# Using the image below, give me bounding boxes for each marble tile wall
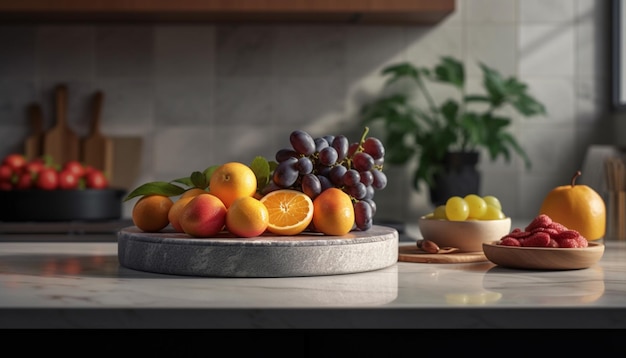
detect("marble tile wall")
[0,0,614,221]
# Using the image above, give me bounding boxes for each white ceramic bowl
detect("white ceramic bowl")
[417,216,512,253]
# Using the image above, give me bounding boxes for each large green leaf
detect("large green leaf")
[123,181,187,201]
[434,56,464,88]
[382,62,421,85]
[480,63,506,107]
[510,92,547,116]
[250,156,271,190]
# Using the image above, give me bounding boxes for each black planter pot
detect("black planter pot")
[428,151,480,207]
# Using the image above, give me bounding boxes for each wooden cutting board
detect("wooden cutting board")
[398,244,488,263]
[82,91,113,172]
[24,103,44,161]
[43,84,80,164]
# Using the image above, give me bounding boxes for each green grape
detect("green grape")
[433,205,447,219]
[445,196,469,221]
[483,195,502,210]
[464,194,487,219]
[482,204,505,220]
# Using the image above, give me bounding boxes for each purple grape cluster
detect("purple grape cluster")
[264,128,387,231]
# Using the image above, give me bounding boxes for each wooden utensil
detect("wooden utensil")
[82,91,113,173]
[43,84,80,164]
[398,245,488,263]
[482,241,604,270]
[24,103,44,161]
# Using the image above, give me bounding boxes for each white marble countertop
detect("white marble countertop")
[1,222,625,329]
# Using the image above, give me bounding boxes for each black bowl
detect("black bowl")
[0,188,126,222]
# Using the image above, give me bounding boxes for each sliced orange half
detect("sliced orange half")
[260,189,314,236]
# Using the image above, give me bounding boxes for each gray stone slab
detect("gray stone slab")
[117,225,399,277]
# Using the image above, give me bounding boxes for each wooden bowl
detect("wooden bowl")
[418,216,511,252]
[482,241,605,270]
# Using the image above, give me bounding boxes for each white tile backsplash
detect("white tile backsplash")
[519,24,576,77]
[465,25,517,76]
[519,0,576,23]
[465,0,517,24]
[0,0,615,221]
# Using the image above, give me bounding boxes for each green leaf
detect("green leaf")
[203,165,219,181]
[123,181,187,201]
[510,92,547,116]
[190,171,208,188]
[440,100,459,124]
[480,63,507,107]
[434,56,464,88]
[250,156,271,190]
[464,95,491,103]
[171,176,192,187]
[382,62,421,85]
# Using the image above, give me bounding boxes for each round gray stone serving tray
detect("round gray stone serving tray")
[117,225,399,278]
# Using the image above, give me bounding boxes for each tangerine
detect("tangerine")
[226,196,269,238]
[539,170,606,241]
[312,188,355,236]
[209,162,257,208]
[132,194,173,232]
[168,195,196,233]
[181,187,208,199]
[260,189,314,236]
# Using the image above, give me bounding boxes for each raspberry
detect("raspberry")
[557,238,579,248]
[547,238,559,247]
[508,228,532,239]
[530,227,560,237]
[521,232,551,247]
[553,229,581,242]
[547,222,568,233]
[525,214,552,232]
[576,236,589,248]
[499,237,521,246]
[552,230,583,248]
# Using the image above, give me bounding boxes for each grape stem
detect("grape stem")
[359,126,370,146]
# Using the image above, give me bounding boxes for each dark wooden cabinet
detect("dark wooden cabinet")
[0,0,455,24]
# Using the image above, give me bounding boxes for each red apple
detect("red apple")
[58,169,79,190]
[2,153,26,172]
[85,169,108,189]
[36,167,59,190]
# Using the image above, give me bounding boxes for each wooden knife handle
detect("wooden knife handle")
[28,103,43,133]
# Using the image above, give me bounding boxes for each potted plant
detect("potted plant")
[360,56,547,206]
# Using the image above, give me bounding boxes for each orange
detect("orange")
[312,188,355,236]
[260,189,314,236]
[209,162,257,208]
[226,196,269,238]
[181,187,208,199]
[179,193,227,237]
[539,170,606,241]
[168,195,196,233]
[132,194,174,232]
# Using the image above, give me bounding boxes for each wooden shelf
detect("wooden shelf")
[0,0,455,24]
